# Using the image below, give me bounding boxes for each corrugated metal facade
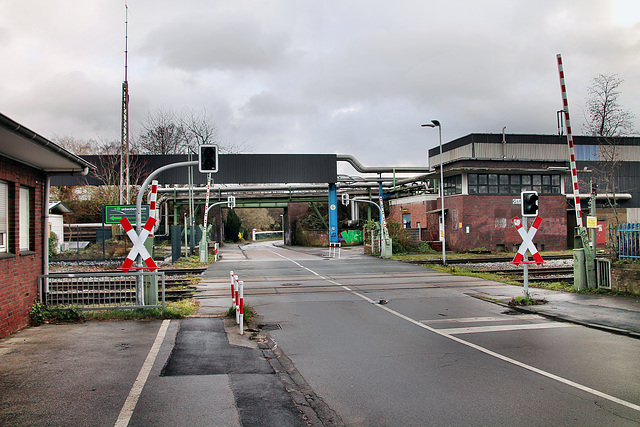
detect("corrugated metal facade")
[51,154,338,186]
[429,134,640,166]
[426,133,640,209]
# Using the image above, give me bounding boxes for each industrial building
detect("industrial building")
[389,133,640,252]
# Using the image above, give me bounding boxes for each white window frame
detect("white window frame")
[19,186,30,252]
[0,181,7,252]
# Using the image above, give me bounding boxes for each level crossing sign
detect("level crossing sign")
[511,216,544,266]
[119,217,158,272]
[119,180,159,272]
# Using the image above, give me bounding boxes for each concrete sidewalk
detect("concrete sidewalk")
[469,284,640,339]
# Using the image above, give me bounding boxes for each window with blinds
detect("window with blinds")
[19,186,30,251]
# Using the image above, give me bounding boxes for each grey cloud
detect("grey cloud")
[140,18,294,72]
[242,91,318,117]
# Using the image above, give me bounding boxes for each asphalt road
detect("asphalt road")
[206,241,640,426]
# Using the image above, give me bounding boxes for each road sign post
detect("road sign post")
[512,216,544,297]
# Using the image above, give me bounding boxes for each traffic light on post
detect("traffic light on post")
[198,144,218,173]
[521,191,539,217]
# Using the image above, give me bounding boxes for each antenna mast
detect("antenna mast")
[120,2,130,204]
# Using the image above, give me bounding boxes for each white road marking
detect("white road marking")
[422,315,541,323]
[270,251,640,414]
[435,322,575,335]
[114,319,171,427]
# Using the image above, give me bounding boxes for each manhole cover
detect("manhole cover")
[259,323,282,331]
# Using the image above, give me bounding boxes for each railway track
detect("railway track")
[471,266,575,284]
[403,254,572,265]
[403,255,575,284]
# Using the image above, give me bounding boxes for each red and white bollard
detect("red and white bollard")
[230,270,235,301]
[238,280,244,335]
[234,275,240,324]
[328,242,341,258]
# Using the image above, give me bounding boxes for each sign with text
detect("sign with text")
[104,205,150,225]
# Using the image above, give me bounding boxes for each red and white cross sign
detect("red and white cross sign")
[120,216,158,272]
[512,216,544,266]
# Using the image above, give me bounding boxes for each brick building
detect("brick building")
[389,133,639,253]
[0,113,93,339]
[389,159,568,252]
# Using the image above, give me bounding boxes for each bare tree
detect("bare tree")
[181,108,219,153]
[52,136,98,155]
[583,73,636,227]
[136,108,185,155]
[585,74,635,138]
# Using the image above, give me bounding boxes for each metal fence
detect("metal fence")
[616,223,640,260]
[38,271,165,310]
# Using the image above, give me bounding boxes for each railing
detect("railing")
[38,271,165,310]
[252,230,284,241]
[617,223,640,260]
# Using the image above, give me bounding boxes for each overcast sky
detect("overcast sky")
[1,0,639,172]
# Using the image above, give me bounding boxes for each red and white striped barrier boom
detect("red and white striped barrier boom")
[557,54,583,227]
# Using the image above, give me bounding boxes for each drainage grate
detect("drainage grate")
[259,323,282,331]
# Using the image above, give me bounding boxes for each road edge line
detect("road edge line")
[114,319,171,427]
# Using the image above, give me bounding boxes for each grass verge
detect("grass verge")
[427,265,575,293]
[226,305,255,324]
[29,299,200,325]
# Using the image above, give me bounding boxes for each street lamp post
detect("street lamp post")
[421,120,446,265]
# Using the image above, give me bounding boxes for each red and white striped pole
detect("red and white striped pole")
[239,280,244,335]
[557,54,583,227]
[235,274,240,324]
[230,270,235,302]
[149,180,158,234]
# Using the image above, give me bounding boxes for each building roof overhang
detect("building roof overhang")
[0,112,95,174]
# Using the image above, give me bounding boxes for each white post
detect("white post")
[523,216,529,297]
[239,280,244,335]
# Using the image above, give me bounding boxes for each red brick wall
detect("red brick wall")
[389,198,439,241]
[390,194,568,253]
[444,194,567,252]
[0,156,44,339]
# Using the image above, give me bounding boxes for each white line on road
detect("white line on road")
[434,322,575,335]
[114,319,171,427]
[270,251,640,413]
[422,315,541,323]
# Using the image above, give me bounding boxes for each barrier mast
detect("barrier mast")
[556,54,596,289]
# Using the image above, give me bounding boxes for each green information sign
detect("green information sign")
[103,205,150,225]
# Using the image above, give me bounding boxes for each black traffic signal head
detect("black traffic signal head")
[198,144,218,173]
[521,191,539,217]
